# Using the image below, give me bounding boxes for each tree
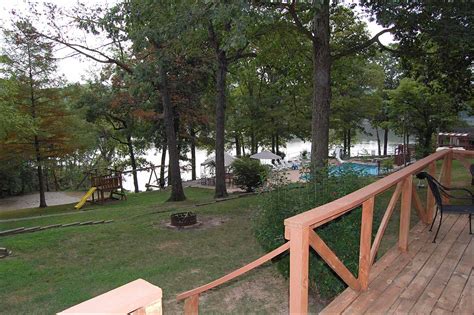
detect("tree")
[331,56,384,156]
[29,1,189,201]
[1,20,60,207]
[258,2,393,166]
[197,0,261,198]
[364,2,473,108]
[76,76,152,193]
[1,20,90,206]
[388,78,458,157]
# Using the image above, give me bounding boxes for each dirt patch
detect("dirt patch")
[156,240,182,250]
[156,215,229,231]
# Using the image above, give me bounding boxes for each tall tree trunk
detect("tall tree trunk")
[214,52,228,198]
[159,144,167,189]
[343,129,347,156]
[347,128,352,157]
[375,126,381,156]
[190,126,197,181]
[27,43,46,208]
[251,131,256,154]
[276,133,280,155]
[34,135,47,208]
[241,136,246,156]
[126,134,139,193]
[158,61,185,201]
[45,166,50,192]
[235,132,241,157]
[271,134,276,153]
[52,167,60,191]
[383,128,388,156]
[310,4,331,167]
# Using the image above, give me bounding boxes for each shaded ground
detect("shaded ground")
[0,191,84,212]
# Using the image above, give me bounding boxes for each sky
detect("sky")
[0,0,394,83]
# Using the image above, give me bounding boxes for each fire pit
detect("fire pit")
[170,212,198,227]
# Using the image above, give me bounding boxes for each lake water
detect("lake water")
[122,130,402,192]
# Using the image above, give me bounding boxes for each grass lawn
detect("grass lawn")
[1,188,291,314]
[0,159,472,314]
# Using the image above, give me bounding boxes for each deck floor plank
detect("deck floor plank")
[341,215,457,314]
[453,267,473,314]
[320,221,428,315]
[320,214,473,315]
[390,221,469,314]
[434,237,473,312]
[409,228,471,314]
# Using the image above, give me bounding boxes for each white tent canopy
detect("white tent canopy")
[201,152,236,167]
[250,150,282,160]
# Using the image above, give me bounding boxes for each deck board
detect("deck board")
[321,214,473,315]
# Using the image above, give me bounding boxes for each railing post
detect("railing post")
[359,197,374,291]
[286,224,309,314]
[441,152,453,204]
[399,176,412,252]
[426,162,436,223]
[184,294,199,315]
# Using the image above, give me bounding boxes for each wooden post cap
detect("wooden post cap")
[58,279,162,315]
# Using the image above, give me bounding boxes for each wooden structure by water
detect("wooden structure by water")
[90,169,126,203]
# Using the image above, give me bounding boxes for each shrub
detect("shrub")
[380,158,394,173]
[231,158,269,192]
[254,168,381,299]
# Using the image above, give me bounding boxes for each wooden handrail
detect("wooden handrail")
[284,149,450,229]
[176,242,290,301]
[286,149,473,314]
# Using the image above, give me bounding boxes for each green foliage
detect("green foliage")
[380,158,394,173]
[231,158,268,192]
[254,169,373,298]
[388,78,458,157]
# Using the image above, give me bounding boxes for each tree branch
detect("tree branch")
[36,31,134,74]
[332,27,396,60]
[287,1,315,42]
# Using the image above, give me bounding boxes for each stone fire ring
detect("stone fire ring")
[166,212,202,230]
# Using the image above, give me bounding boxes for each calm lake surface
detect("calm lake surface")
[122,130,403,192]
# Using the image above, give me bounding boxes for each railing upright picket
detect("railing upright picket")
[426,162,437,222]
[399,176,413,252]
[359,197,374,290]
[184,294,199,315]
[287,225,310,315]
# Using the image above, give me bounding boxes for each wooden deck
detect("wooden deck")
[322,214,473,314]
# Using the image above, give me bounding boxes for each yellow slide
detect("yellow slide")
[75,187,97,210]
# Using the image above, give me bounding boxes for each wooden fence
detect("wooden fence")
[176,149,473,314]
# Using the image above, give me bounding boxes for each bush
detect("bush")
[380,158,394,173]
[231,158,269,192]
[254,168,381,299]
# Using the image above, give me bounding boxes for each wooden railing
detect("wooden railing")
[285,149,473,314]
[176,149,473,314]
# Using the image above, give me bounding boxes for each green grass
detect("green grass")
[0,159,471,314]
[0,188,290,314]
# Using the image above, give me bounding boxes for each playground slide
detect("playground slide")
[75,187,97,210]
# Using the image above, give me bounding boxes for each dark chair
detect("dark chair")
[416,172,473,243]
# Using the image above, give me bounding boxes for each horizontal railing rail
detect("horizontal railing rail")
[176,242,290,314]
[176,149,473,314]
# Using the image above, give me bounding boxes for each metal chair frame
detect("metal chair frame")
[416,172,473,243]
